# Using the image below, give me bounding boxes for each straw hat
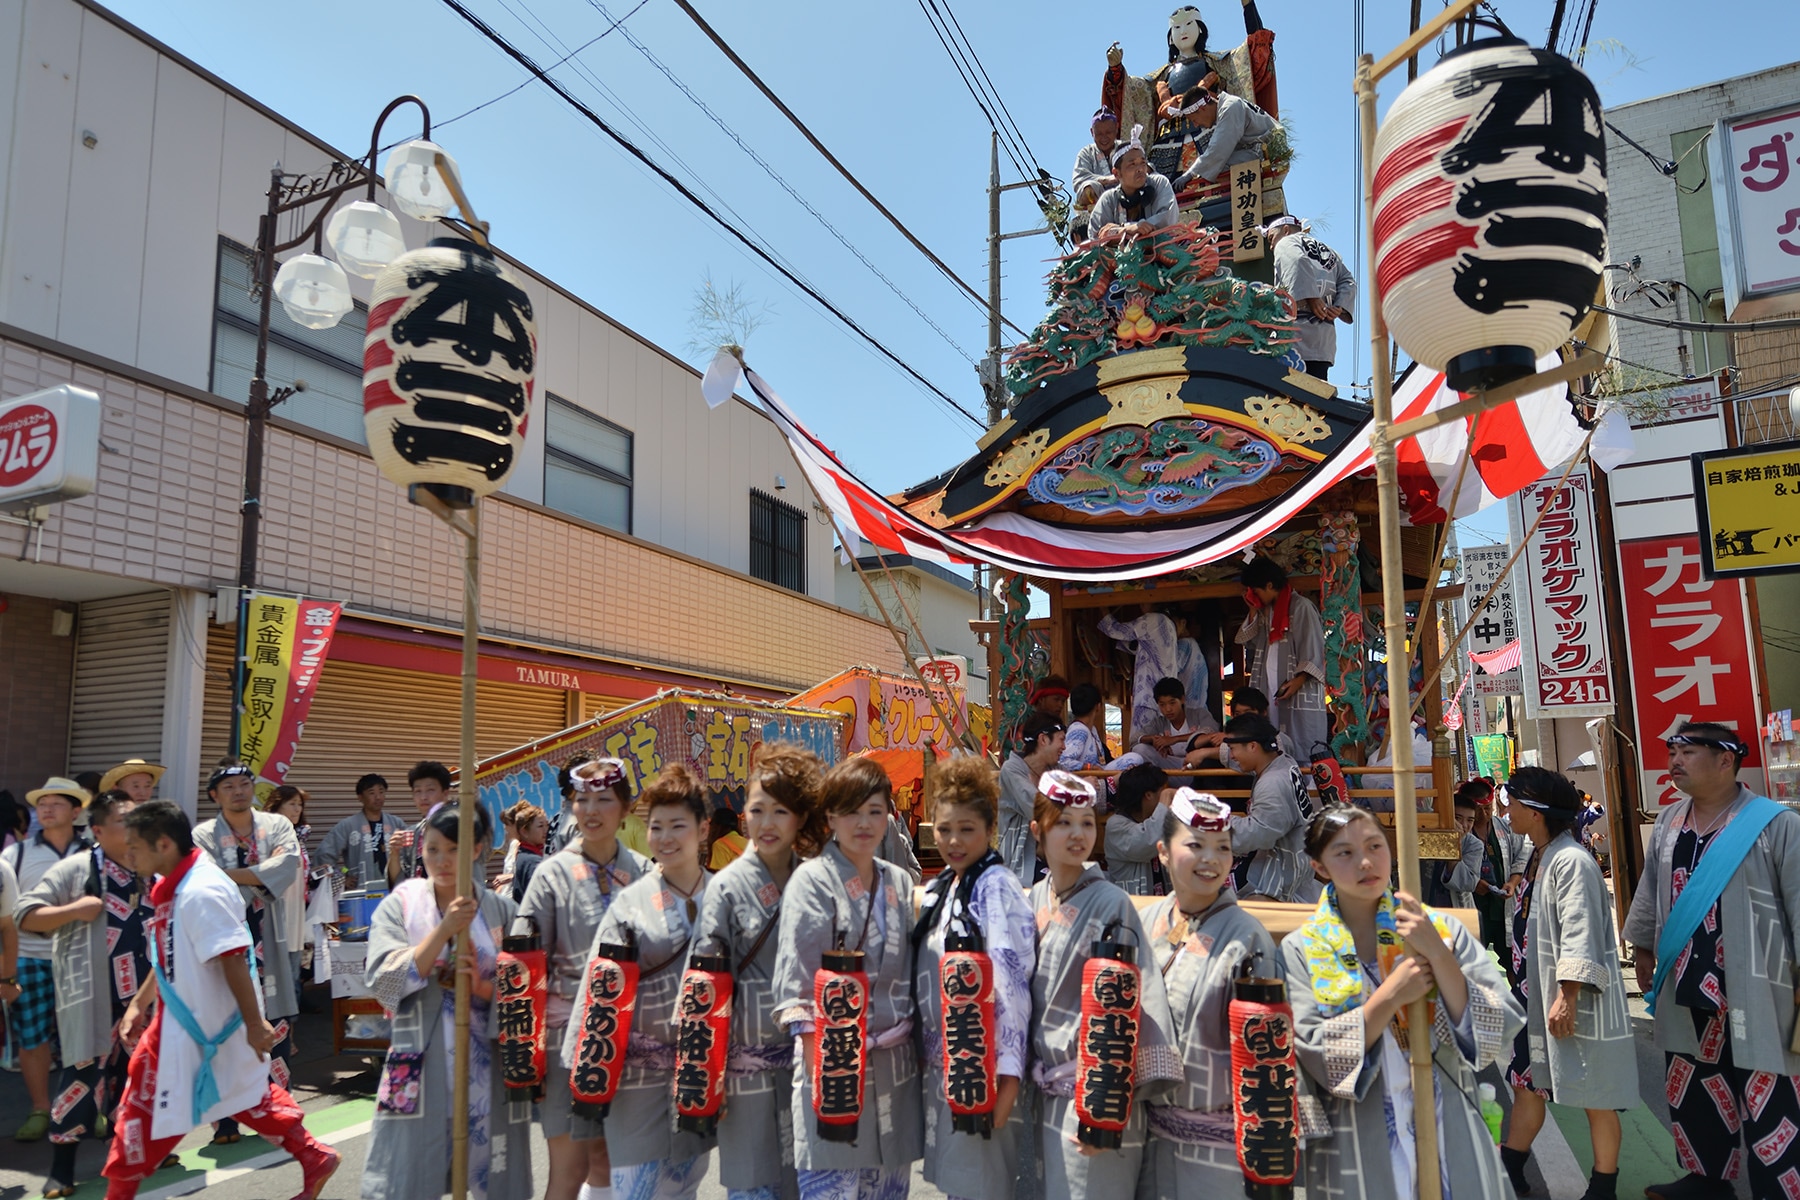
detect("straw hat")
[26,777,93,807]
[99,758,166,793]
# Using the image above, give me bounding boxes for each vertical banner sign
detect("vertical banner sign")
[240,595,342,787]
[1461,545,1523,697]
[1512,470,1614,719]
[1617,534,1764,805]
[1472,733,1514,782]
[1230,164,1264,262]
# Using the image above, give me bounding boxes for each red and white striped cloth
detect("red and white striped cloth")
[1471,639,1524,675]
[712,350,1588,583]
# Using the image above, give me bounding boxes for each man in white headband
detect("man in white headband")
[1167,83,1277,193]
[1071,107,1122,241]
[1264,213,1357,382]
[1088,124,1179,241]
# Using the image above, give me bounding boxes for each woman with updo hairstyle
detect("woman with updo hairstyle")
[1281,805,1523,1199]
[909,754,1036,1200]
[690,742,825,1200]
[771,755,924,1198]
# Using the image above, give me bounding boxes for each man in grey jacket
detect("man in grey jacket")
[1089,137,1178,241]
[1266,214,1357,381]
[1169,86,1276,192]
[1219,714,1319,903]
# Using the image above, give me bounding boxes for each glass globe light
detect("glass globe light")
[325,200,405,278]
[383,139,459,221]
[274,253,353,330]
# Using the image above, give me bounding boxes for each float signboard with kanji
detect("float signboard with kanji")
[1712,101,1800,314]
[1691,438,1800,578]
[1512,469,1614,720]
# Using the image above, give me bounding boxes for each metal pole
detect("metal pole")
[986,131,1004,427]
[450,501,480,1200]
[1357,51,1442,1200]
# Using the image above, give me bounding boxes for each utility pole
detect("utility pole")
[985,132,1004,427]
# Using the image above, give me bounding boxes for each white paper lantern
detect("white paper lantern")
[273,253,353,330]
[1371,38,1607,392]
[325,200,406,278]
[362,238,536,507]
[383,139,459,222]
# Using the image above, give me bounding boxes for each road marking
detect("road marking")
[136,1116,373,1200]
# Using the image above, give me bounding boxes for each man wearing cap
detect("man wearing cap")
[1265,215,1356,382]
[1626,721,1800,1200]
[999,710,1066,886]
[1217,714,1318,903]
[1089,131,1179,241]
[1071,108,1121,241]
[9,777,93,1141]
[99,759,164,804]
[314,773,391,890]
[191,762,303,1124]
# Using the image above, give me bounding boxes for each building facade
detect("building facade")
[0,0,902,824]
[835,541,986,704]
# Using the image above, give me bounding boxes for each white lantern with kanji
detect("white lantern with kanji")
[362,237,536,507]
[1371,38,1608,392]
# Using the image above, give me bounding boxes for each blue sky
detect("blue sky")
[111,0,1791,548]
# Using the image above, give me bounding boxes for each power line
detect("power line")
[582,0,977,362]
[914,0,1033,184]
[438,0,984,428]
[928,0,1048,180]
[665,0,1030,339]
[1592,304,1800,334]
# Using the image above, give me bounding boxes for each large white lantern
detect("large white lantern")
[383,139,459,221]
[1371,38,1608,392]
[325,200,406,278]
[362,238,536,507]
[273,253,353,330]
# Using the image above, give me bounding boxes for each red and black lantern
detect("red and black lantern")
[1075,922,1141,1150]
[1309,749,1349,810]
[672,953,733,1136]
[811,947,869,1144]
[495,919,549,1097]
[1229,962,1300,1200]
[939,925,1000,1137]
[569,938,639,1120]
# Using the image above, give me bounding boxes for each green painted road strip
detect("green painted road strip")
[1549,1100,1682,1196]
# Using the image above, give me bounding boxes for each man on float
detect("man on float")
[1088,131,1178,241]
[1265,214,1357,382]
[1070,108,1121,241]
[1126,676,1219,772]
[1167,85,1276,195]
[1234,556,1329,759]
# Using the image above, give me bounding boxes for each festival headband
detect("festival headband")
[1169,787,1231,831]
[1168,5,1204,28]
[207,764,253,791]
[1667,732,1749,758]
[1091,106,1119,126]
[1261,214,1306,237]
[1110,124,1147,168]
[1177,90,1214,116]
[572,758,630,794]
[1497,783,1582,819]
[1029,682,1071,702]
[1038,769,1098,808]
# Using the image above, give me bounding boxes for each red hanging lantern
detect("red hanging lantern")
[672,953,733,1136]
[569,938,639,1120]
[939,925,1000,1137]
[1075,923,1141,1150]
[1371,38,1607,393]
[1229,962,1300,1200]
[495,919,549,1097]
[811,947,869,1144]
[1309,750,1349,810]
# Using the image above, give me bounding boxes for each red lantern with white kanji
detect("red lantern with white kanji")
[569,939,638,1120]
[1075,924,1141,1149]
[363,237,537,509]
[495,921,548,1096]
[672,954,733,1136]
[939,926,1000,1137]
[1230,966,1300,1200]
[811,948,869,1144]
[1372,38,1607,392]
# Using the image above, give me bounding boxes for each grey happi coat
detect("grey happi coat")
[16,848,152,1065]
[194,810,303,1019]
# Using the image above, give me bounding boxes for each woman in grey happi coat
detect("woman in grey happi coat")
[772,757,924,1200]
[362,805,533,1200]
[1282,806,1522,1200]
[691,743,830,1200]
[567,765,717,1200]
[1496,767,1636,1200]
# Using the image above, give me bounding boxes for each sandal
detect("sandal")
[15,1109,51,1142]
[211,1118,242,1146]
[158,1153,183,1171]
[42,1182,77,1199]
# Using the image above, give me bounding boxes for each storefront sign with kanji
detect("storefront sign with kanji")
[1512,470,1614,719]
[1713,102,1800,313]
[1462,544,1523,697]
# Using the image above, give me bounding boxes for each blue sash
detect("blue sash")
[153,867,256,1126]
[1646,795,1784,1016]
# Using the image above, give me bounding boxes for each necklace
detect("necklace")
[663,869,703,922]
[1687,800,1734,839]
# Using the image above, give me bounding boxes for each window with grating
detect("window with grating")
[749,488,805,592]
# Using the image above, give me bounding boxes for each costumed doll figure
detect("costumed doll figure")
[1027,770,1180,1200]
[911,756,1036,1200]
[1102,3,1278,152]
[771,757,925,1200]
[569,765,718,1200]
[1137,789,1285,1200]
[691,744,830,1200]
[362,803,534,1200]
[520,757,650,1200]
[1497,769,1637,1200]
[1281,806,1522,1200]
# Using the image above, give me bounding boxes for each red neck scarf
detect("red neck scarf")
[150,848,203,907]
[1267,584,1295,644]
[517,841,545,858]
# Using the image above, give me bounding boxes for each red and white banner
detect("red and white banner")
[240,596,342,790]
[1472,639,1523,675]
[1617,534,1763,805]
[1513,469,1614,719]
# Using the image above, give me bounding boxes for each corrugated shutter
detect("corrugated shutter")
[68,592,171,775]
[202,624,569,839]
[579,692,634,721]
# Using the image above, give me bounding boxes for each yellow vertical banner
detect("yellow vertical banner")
[240,595,298,786]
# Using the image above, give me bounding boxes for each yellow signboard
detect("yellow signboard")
[1693,437,1800,578]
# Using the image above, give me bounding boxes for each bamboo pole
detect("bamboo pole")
[1356,50,1441,1200]
[453,503,480,1200]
